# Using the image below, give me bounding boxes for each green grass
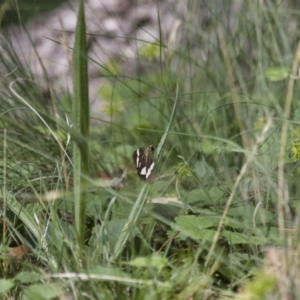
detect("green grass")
[1,0,300,299]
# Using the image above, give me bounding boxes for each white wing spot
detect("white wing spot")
[146,162,155,178]
[140,167,147,175]
[136,149,140,167]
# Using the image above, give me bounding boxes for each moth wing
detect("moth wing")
[132,148,144,169]
[133,144,155,181]
[138,149,154,180]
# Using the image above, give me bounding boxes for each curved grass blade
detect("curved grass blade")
[111,185,150,261]
[1,189,58,270]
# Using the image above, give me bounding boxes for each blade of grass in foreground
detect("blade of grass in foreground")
[1,189,58,270]
[73,0,90,249]
[111,86,180,261]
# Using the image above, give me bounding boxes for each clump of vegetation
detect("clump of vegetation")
[1,0,300,299]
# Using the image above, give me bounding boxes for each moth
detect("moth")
[132,144,155,181]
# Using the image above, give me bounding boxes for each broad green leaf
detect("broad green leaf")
[184,188,211,204]
[175,215,215,230]
[172,215,216,240]
[222,231,249,244]
[184,187,225,206]
[267,227,280,245]
[248,235,269,246]
[23,283,63,300]
[15,272,42,283]
[176,229,216,241]
[191,215,247,230]
[227,206,274,224]
[0,279,14,294]
[228,252,251,267]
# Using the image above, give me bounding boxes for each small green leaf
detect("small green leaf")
[248,235,268,245]
[129,254,168,270]
[139,43,161,59]
[173,162,193,179]
[0,279,14,294]
[172,215,216,240]
[222,231,249,244]
[175,215,215,230]
[265,66,289,81]
[289,138,300,160]
[102,59,121,76]
[267,227,280,245]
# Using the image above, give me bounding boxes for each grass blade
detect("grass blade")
[72,0,90,248]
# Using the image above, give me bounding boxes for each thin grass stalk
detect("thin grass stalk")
[3,129,7,245]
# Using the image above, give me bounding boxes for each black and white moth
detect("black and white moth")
[132,144,155,181]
